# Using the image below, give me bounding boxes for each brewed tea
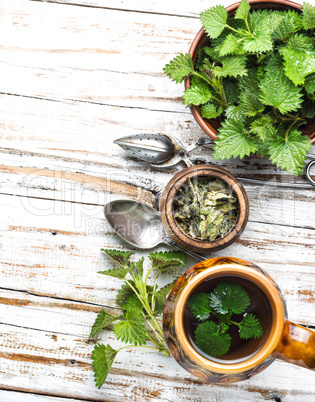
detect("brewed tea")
[184,275,272,364]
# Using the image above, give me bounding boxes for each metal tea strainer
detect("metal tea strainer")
[114,133,315,189]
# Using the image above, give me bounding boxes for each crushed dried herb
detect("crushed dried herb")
[174,177,238,241]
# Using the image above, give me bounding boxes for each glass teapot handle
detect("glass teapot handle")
[273,320,315,370]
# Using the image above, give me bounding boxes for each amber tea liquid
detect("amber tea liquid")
[183,275,273,364]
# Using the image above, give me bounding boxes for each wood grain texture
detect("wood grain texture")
[0,0,314,400]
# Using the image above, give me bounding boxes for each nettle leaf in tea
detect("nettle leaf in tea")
[174,177,238,241]
[188,281,263,358]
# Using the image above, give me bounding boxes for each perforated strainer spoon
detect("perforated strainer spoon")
[115,133,315,189]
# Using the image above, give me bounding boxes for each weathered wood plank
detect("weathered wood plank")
[0,193,314,325]
[0,390,87,402]
[0,0,200,112]
[0,322,314,401]
[29,0,236,17]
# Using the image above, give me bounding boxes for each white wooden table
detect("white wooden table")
[0,0,315,400]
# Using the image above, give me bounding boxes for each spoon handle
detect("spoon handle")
[163,235,206,262]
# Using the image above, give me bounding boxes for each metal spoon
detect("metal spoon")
[104,199,205,262]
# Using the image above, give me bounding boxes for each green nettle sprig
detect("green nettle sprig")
[189,282,263,357]
[163,0,315,175]
[90,249,186,388]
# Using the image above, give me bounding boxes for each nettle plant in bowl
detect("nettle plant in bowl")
[163,0,315,175]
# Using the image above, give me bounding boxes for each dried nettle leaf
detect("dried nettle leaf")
[174,177,238,241]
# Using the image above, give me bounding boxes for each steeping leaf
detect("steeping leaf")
[194,321,231,357]
[210,282,251,314]
[188,293,212,321]
[259,70,303,113]
[163,53,194,84]
[239,313,263,339]
[90,310,123,338]
[92,344,118,388]
[114,308,147,346]
[213,118,258,160]
[268,130,312,175]
[200,6,228,39]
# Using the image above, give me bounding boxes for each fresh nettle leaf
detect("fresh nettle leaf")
[259,70,303,114]
[235,0,251,21]
[194,321,232,357]
[101,249,134,267]
[183,83,213,106]
[304,73,315,95]
[268,130,312,175]
[213,119,258,160]
[188,293,212,321]
[148,251,186,272]
[98,264,133,279]
[163,53,194,84]
[114,308,147,346]
[302,2,315,30]
[201,103,224,119]
[189,281,263,358]
[200,6,228,39]
[163,0,315,176]
[90,310,123,338]
[239,313,263,339]
[92,344,118,388]
[91,246,186,389]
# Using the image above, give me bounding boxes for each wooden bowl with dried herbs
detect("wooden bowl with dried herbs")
[160,164,249,253]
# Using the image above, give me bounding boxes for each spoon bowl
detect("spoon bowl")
[104,199,166,249]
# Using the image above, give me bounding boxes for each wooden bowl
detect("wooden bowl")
[159,164,249,253]
[185,0,315,144]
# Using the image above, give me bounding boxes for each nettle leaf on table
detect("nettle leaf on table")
[149,251,186,272]
[213,119,258,160]
[259,70,303,114]
[101,249,134,267]
[114,308,147,346]
[200,5,228,39]
[194,321,232,357]
[90,310,123,338]
[268,130,312,176]
[154,279,178,314]
[92,344,118,388]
